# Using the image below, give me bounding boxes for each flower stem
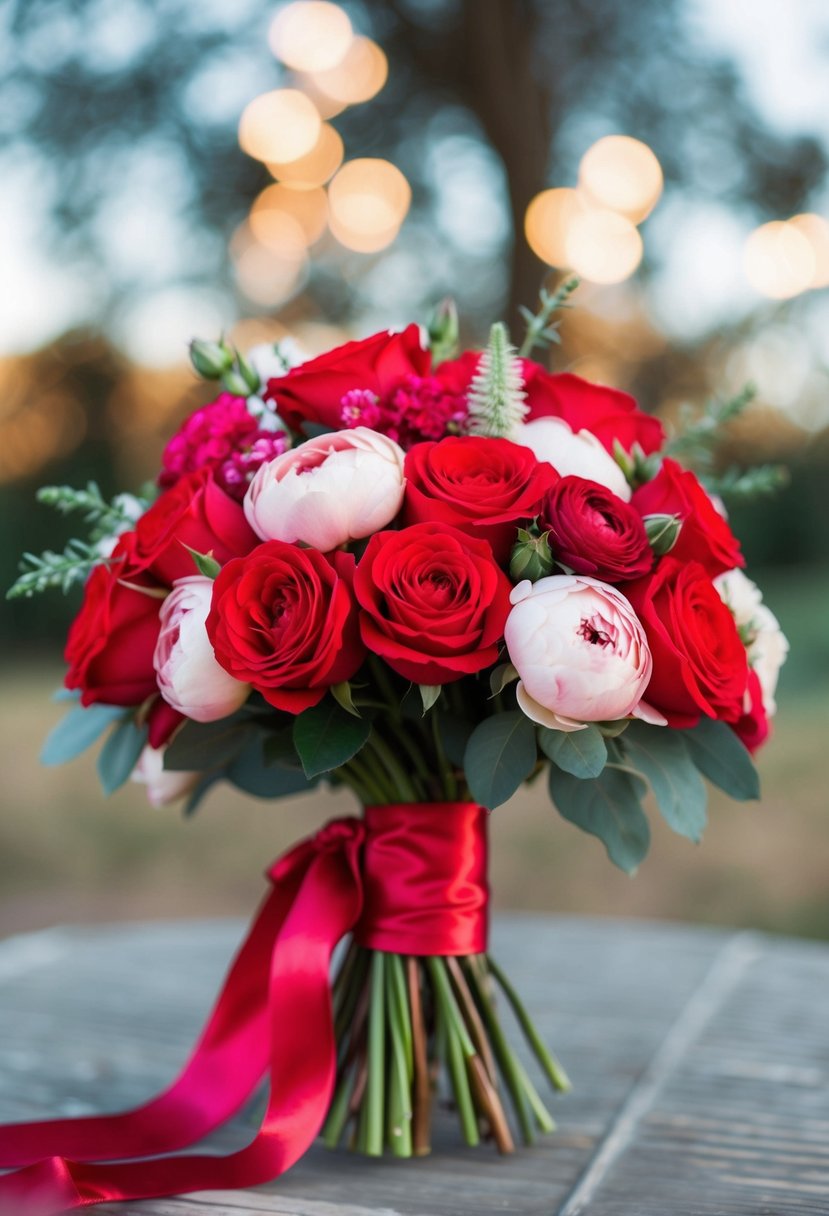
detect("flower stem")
[367,729,419,802]
[385,955,413,1157]
[487,955,572,1092]
[360,952,386,1156]
[428,957,479,1146]
[430,706,458,800]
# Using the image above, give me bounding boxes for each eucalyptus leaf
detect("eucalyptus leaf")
[41,702,126,766]
[684,717,760,801]
[293,698,372,779]
[438,715,475,767]
[537,725,607,778]
[97,717,147,796]
[464,711,537,810]
[621,722,707,843]
[164,716,255,771]
[549,764,650,874]
[227,735,314,799]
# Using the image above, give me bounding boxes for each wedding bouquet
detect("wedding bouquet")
[1,289,787,1212]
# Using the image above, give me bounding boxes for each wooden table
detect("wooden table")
[1,916,828,1215]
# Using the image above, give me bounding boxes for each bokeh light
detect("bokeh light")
[524,188,586,267]
[743,220,816,299]
[328,158,411,252]
[578,135,663,224]
[565,208,644,283]
[231,222,309,306]
[267,122,344,189]
[268,2,353,73]
[238,89,321,164]
[305,36,389,107]
[789,213,829,289]
[250,184,328,247]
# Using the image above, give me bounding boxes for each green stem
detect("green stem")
[322,1064,356,1148]
[368,655,401,715]
[341,753,391,805]
[512,1054,556,1134]
[428,958,479,1147]
[487,956,571,1092]
[517,275,580,358]
[387,721,434,796]
[361,952,386,1156]
[430,706,458,800]
[367,729,419,802]
[385,955,413,1157]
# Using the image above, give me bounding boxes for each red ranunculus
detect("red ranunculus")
[264,325,430,434]
[435,356,665,455]
[354,522,512,685]
[631,458,743,577]
[134,468,258,586]
[732,669,769,753]
[64,535,163,707]
[625,557,749,728]
[206,543,364,714]
[539,476,653,581]
[403,436,558,562]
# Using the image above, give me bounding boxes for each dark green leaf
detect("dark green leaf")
[438,715,475,767]
[621,722,707,842]
[683,718,760,801]
[464,712,537,810]
[226,735,314,798]
[183,773,221,818]
[97,717,147,796]
[163,716,255,771]
[549,764,650,873]
[41,702,126,765]
[263,724,302,768]
[537,725,607,778]
[293,698,372,779]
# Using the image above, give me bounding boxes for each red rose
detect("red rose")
[631,458,743,577]
[539,476,653,581]
[403,436,557,562]
[264,325,430,434]
[732,669,769,753]
[134,468,258,586]
[206,543,364,714]
[354,522,512,685]
[436,356,665,455]
[64,535,163,707]
[625,557,749,728]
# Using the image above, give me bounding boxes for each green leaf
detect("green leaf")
[41,702,126,766]
[489,663,519,698]
[683,718,760,801]
[97,717,147,796]
[464,712,537,810]
[293,698,372,779]
[419,684,441,714]
[263,723,303,768]
[226,735,314,798]
[183,773,220,817]
[549,764,650,873]
[164,716,255,771]
[537,725,607,779]
[183,545,221,579]
[621,722,707,842]
[438,715,475,767]
[330,681,361,718]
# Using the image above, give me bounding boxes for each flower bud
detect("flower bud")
[509,528,555,583]
[235,350,262,394]
[189,338,234,379]
[221,369,252,397]
[427,297,460,363]
[643,513,682,556]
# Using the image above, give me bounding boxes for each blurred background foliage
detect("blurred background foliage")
[0,0,827,937]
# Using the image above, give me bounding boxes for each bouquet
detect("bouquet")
[1,288,787,1213]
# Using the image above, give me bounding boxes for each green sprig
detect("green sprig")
[7,540,103,600]
[36,482,141,539]
[518,277,580,359]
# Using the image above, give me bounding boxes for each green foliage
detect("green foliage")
[418,684,441,714]
[225,734,313,799]
[184,545,222,579]
[466,323,528,438]
[537,725,607,779]
[705,463,790,505]
[643,513,682,556]
[163,715,257,772]
[517,277,580,359]
[7,540,102,599]
[437,715,475,768]
[665,384,757,468]
[464,711,537,809]
[40,701,126,765]
[510,528,555,583]
[620,721,707,843]
[330,681,361,718]
[293,698,372,779]
[426,297,460,365]
[36,482,141,538]
[549,762,650,873]
[97,716,147,796]
[683,718,760,801]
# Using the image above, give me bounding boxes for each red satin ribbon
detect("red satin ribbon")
[0,802,488,1214]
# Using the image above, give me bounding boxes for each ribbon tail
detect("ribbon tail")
[0,826,364,1215]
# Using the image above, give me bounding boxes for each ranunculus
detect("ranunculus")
[625,557,749,728]
[403,436,557,562]
[538,476,653,581]
[154,576,250,722]
[244,427,406,551]
[206,543,364,713]
[264,325,430,434]
[505,575,662,731]
[354,522,512,685]
[632,458,743,577]
[64,535,163,707]
[514,416,633,501]
[436,356,665,456]
[715,567,788,721]
[131,745,199,808]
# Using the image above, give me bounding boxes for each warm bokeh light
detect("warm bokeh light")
[268,2,353,73]
[328,158,411,252]
[305,36,388,107]
[565,208,644,284]
[251,184,328,248]
[743,220,816,299]
[267,122,344,189]
[789,213,829,289]
[238,89,321,164]
[524,187,586,267]
[232,223,308,306]
[578,135,663,224]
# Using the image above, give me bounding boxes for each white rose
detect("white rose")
[505,574,665,731]
[131,745,199,808]
[513,416,632,501]
[154,576,250,721]
[244,426,406,551]
[715,569,788,717]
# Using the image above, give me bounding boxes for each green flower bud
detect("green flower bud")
[221,369,252,397]
[427,297,459,364]
[189,338,234,379]
[643,513,682,556]
[236,351,261,394]
[510,528,555,583]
